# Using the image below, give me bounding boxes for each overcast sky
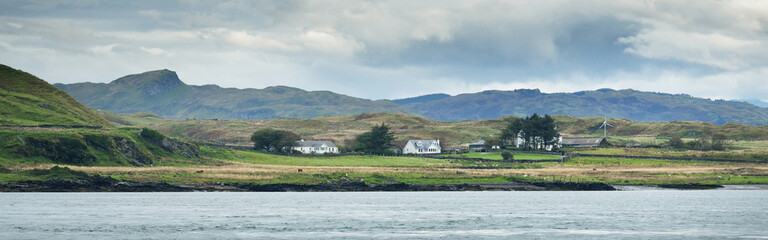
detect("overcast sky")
[1,0,767,101]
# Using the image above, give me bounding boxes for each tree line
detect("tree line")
[250,123,395,154]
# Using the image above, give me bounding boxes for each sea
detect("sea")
[1,187,767,239]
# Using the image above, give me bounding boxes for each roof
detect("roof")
[406,139,440,150]
[561,137,606,147]
[469,140,485,146]
[295,140,336,148]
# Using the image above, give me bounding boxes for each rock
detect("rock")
[158,138,199,159]
[112,136,152,166]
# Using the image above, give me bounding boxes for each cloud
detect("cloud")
[1,0,767,102]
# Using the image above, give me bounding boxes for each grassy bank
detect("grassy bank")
[3,146,767,187]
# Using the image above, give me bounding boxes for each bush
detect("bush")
[84,134,112,150]
[25,137,95,164]
[501,151,514,161]
[140,128,165,141]
[668,136,684,149]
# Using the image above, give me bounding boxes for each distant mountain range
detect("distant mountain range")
[54,69,768,125]
[55,70,412,120]
[738,99,768,108]
[393,89,768,125]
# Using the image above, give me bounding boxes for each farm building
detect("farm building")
[468,140,499,152]
[293,140,338,154]
[403,139,441,154]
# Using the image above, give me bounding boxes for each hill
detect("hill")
[0,64,200,167]
[738,99,768,108]
[394,89,768,125]
[391,93,451,105]
[55,70,413,120]
[0,64,111,126]
[103,112,768,148]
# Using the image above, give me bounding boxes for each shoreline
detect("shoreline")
[0,179,618,192]
[4,179,767,192]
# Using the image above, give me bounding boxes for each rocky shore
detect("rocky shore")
[0,178,617,192]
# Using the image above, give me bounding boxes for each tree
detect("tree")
[711,133,727,151]
[250,128,300,153]
[668,136,684,149]
[342,138,358,153]
[500,114,560,150]
[355,123,395,154]
[501,151,514,161]
[483,137,501,151]
[501,118,524,146]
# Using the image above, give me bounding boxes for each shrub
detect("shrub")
[25,137,95,164]
[668,136,684,149]
[501,151,514,161]
[140,128,165,141]
[84,134,112,150]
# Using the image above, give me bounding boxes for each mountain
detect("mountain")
[394,89,768,125]
[738,99,768,108]
[391,93,451,105]
[0,64,110,126]
[55,70,413,120]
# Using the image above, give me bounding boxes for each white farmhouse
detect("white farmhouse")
[402,139,441,154]
[293,140,338,154]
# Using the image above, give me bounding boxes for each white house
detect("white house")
[293,140,338,154]
[403,139,441,154]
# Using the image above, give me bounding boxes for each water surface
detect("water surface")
[1,190,766,239]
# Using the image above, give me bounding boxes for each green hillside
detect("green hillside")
[0,64,111,126]
[103,112,768,148]
[395,89,768,125]
[55,70,413,120]
[0,65,200,167]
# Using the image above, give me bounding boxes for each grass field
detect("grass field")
[441,152,561,161]
[571,147,768,162]
[202,147,457,167]
[4,146,767,186]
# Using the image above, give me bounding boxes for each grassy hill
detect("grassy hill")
[102,112,768,148]
[395,89,768,125]
[55,69,414,120]
[0,64,201,167]
[0,64,111,126]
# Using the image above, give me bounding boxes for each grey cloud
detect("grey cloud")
[0,0,767,101]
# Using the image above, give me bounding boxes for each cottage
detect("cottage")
[293,140,338,154]
[560,137,609,148]
[402,139,441,154]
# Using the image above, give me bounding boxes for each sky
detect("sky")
[1,0,767,101]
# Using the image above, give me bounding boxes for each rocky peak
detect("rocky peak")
[110,69,186,96]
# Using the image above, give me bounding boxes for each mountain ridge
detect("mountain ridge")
[54,69,768,125]
[55,70,413,120]
[394,88,768,125]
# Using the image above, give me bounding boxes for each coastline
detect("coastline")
[0,178,618,192]
[4,180,768,192]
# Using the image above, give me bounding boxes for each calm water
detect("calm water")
[1,190,767,239]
